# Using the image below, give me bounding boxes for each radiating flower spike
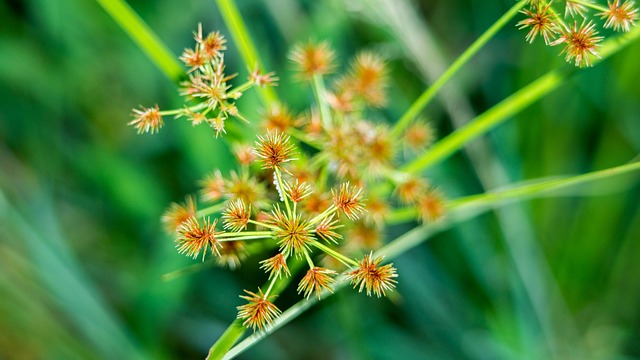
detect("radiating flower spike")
[551,21,603,67]
[298,267,337,299]
[289,40,336,80]
[347,252,398,298]
[260,253,291,279]
[176,217,221,260]
[600,0,639,32]
[222,199,251,232]
[237,289,281,331]
[332,183,366,220]
[254,130,297,171]
[517,3,560,45]
[129,105,163,134]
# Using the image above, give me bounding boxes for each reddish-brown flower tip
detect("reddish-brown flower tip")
[284,180,313,203]
[199,170,226,203]
[600,0,639,32]
[237,289,281,331]
[260,253,291,279]
[129,105,163,134]
[161,196,197,233]
[314,214,342,243]
[347,252,397,297]
[222,199,251,232]
[332,183,366,220]
[176,217,221,260]
[254,131,297,170]
[269,205,313,258]
[289,41,336,79]
[298,267,337,299]
[417,188,446,223]
[195,25,227,60]
[550,21,603,67]
[179,47,206,73]
[517,3,559,45]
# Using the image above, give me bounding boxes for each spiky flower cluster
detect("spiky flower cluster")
[144,31,452,333]
[129,24,277,135]
[517,0,638,67]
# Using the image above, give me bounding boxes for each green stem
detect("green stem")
[197,202,227,218]
[390,0,528,138]
[403,21,640,175]
[274,168,292,216]
[311,241,358,267]
[219,160,640,359]
[308,205,337,226]
[217,235,272,242]
[95,0,183,81]
[215,0,278,105]
[570,0,608,12]
[248,219,279,231]
[304,251,315,268]
[312,74,332,130]
[218,231,273,238]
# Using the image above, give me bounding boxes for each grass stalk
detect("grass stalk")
[390,0,528,138]
[95,0,183,81]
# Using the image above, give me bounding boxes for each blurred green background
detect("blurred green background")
[1,0,639,359]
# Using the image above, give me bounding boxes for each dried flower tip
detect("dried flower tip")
[217,240,247,269]
[404,120,435,151]
[250,67,279,87]
[298,267,337,299]
[263,104,296,133]
[314,215,342,243]
[129,105,163,134]
[200,170,226,203]
[550,21,603,67]
[565,0,592,18]
[269,206,313,258]
[161,196,197,233]
[208,115,227,138]
[600,0,639,32]
[254,131,297,170]
[260,253,291,279]
[332,183,366,220]
[347,252,398,297]
[180,47,205,73]
[517,3,559,45]
[418,188,446,223]
[396,177,429,205]
[284,180,313,203]
[222,199,251,232]
[289,41,336,79]
[176,217,221,260]
[233,144,257,165]
[237,289,281,331]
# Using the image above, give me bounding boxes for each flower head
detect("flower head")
[222,199,251,232]
[129,105,163,134]
[346,51,388,107]
[417,188,446,223]
[404,120,435,151]
[260,253,291,279]
[289,41,336,79]
[269,206,313,257]
[200,170,226,203]
[551,21,603,67]
[347,252,397,297]
[237,289,281,331]
[600,0,639,32]
[254,131,297,171]
[283,180,313,203]
[517,3,559,44]
[332,183,366,220]
[249,67,279,87]
[263,104,296,133]
[314,215,342,243]
[565,0,592,18]
[161,196,197,233]
[176,217,221,260]
[298,267,337,299]
[217,241,247,269]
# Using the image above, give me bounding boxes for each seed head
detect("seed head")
[180,47,205,73]
[284,180,313,203]
[200,170,226,203]
[517,3,559,44]
[396,177,429,205]
[260,253,291,280]
[195,24,227,60]
[551,21,603,67]
[254,131,297,170]
[404,120,435,151]
[346,51,388,107]
[289,41,336,79]
[346,220,382,250]
[269,206,313,258]
[600,0,639,32]
[233,144,257,165]
[217,241,247,269]
[347,252,398,297]
[304,192,332,215]
[129,105,163,134]
[263,104,296,133]
[332,183,366,220]
[298,267,337,299]
[176,217,221,260]
[564,0,592,18]
[161,196,197,233]
[237,289,281,331]
[222,199,251,232]
[314,214,342,243]
[249,67,279,87]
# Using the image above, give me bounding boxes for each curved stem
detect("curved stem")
[390,0,528,137]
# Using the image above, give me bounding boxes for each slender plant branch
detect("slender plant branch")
[215,0,278,104]
[95,0,183,81]
[390,0,528,137]
[403,26,640,174]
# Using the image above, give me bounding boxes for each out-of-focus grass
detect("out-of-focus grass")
[0,0,638,359]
